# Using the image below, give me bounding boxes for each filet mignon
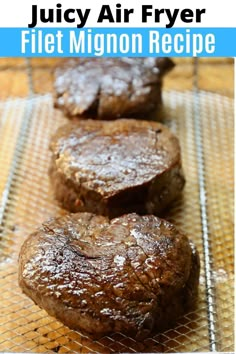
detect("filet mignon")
[18,213,200,339]
[49,119,185,217]
[53,57,174,120]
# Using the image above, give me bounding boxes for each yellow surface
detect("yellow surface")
[0,58,234,98]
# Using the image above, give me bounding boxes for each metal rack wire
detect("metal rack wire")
[0,59,234,353]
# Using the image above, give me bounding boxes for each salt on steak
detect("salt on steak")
[53,57,174,120]
[49,119,185,217]
[18,213,200,339]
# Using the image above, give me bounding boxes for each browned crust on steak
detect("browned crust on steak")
[18,213,200,339]
[49,119,185,217]
[53,57,175,120]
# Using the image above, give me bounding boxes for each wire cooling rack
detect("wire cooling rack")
[0,86,234,352]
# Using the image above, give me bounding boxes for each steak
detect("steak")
[53,57,174,120]
[49,119,185,217]
[18,213,200,339]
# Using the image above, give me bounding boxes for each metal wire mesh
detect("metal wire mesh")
[0,90,234,353]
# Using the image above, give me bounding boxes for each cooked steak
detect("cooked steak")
[53,57,174,120]
[49,119,185,217]
[18,213,200,339]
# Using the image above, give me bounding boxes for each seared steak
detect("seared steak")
[53,57,174,120]
[19,213,200,339]
[49,119,185,217]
